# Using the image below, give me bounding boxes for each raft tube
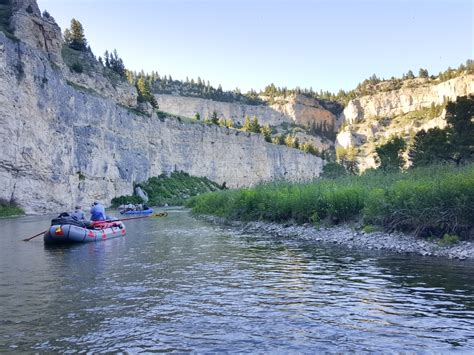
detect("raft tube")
[44,220,126,244]
[120,208,154,215]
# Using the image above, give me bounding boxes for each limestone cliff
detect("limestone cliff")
[0,28,324,213]
[156,93,338,131]
[336,74,474,170]
[341,75,474,124]
[10,0,62,65]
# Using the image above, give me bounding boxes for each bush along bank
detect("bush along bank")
[112,171,223,207]
[0,199,24,217]
[186,164,474,240]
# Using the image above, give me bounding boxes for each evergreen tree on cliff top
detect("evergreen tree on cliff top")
[136,77,158,109]
[64,18,87,51]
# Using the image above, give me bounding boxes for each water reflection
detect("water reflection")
[0,209,473,352]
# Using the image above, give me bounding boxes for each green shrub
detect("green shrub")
[362,224,377,233]
[187,165,474,238]
[112,171,222,207]
[0,198,24,217]
[439,234,460,246]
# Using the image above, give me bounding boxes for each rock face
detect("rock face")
[62,63,138,107]
[336,74,474,171]
[10,0,63,66]
[270,94,337,130]
[156,93,337,130]
[0,31,324,213]
[156,94,288,126]
[341,75,474,124]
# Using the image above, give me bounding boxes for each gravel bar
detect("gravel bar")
[199,215,474,260]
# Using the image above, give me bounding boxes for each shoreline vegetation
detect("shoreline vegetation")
[186,165,474,253]
[0,199,24,218]
[111,171,223,207]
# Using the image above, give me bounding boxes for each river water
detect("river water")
[1,208,473,352]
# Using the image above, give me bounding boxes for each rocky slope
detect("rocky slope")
[157,93,337,131]
[0,1,324,213]
[341,75,474,124]
[336,74,474,170]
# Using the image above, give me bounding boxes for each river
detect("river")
[1,208,473,352]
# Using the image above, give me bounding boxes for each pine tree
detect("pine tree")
[68,18,87,51]
[284,135,296,148]
[375,136,406,171]
[108,49,126,77]
[250,116,261,133]
[418,68,429,78]
[104,50,110,68]
[242,116,252,132]
[225,119,234,128]
[261,123,272,142]
[136,77,158,108]
[301,143,319,156]
[294,137,300,149]
[63,28,72,45]
[445,95,474,164]
[193,112,201,121]
[218,118,226,127]
[336,146,359,175]
[211,111,219,125]
[408,128,451,167]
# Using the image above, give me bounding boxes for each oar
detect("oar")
[103,212,168,223]
[22,212,168,242]
[22,230,47,242]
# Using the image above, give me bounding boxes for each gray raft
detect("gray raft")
[44,222,126,244]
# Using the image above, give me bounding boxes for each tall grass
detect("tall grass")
[0,198,24,217]
[186,165,474,238]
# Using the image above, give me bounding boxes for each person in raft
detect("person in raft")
[70,205,85,221]
[90,201,107,221]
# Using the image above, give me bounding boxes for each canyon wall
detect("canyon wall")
[0,3,324,213]
[341,75,474,124]
[156,93,337,130]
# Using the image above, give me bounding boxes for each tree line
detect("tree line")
[61,18,473,115]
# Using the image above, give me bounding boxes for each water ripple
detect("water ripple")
[0,210,473,352]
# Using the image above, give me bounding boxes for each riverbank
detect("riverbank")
[199,215,474,260]
[187,165,474,239]
[0,199,24,218]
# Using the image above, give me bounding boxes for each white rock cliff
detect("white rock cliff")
[0,22,324,213]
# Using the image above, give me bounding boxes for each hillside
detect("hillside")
[336,73,474,170]
[0,0,324,213]
[1,0,472,214]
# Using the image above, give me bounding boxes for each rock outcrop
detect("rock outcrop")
[10,0,62,66]
[341,75,474,124]
[156,93,338,131]
[336,74,474,171]
[0,28,324,213]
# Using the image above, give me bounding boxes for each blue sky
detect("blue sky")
[37,0,473,93]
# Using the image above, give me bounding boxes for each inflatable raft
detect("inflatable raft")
[44,220,126,244]
[120,208,154,215]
